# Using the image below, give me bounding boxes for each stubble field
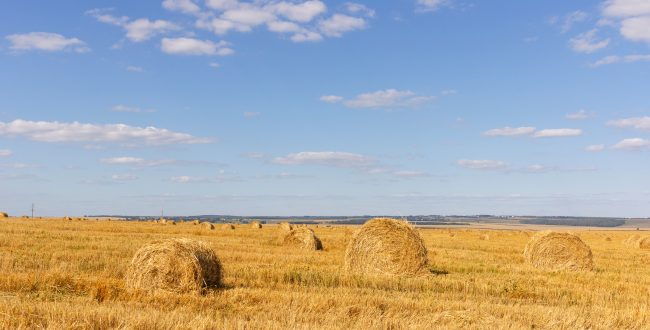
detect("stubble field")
[0,218,649,329]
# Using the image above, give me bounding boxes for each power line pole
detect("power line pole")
[31,203,34,219]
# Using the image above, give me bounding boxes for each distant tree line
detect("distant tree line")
[519,218,626,227]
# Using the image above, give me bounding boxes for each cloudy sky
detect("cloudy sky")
[1,0,650,217]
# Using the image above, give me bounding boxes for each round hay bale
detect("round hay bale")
[0,212,8,218]
[192,220,200,225]
[64,216,73,221]
[281,227,323,250]
[200,222,215,230]
[250,221,262,229]
[221,223,235,230]
[636,237,650,249]
[624,235,641,247]
[479,233,490,241]
[605,236,612,242]
[125,238,222,294]
[279,222,293,232]
[343,218,429,276]
[524,231,594,271]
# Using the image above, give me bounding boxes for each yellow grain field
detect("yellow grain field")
[1,218,649,329]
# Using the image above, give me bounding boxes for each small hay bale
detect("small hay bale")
[279,222,293,232]
[221,223,235,230]
[636,237,650,249]
[0,212,8,218]
[192,220,200,225]
[524,231,594,271]
[200,222,215,230]
[479,233,490,241]
[281,227,323,250]
[605,236,612,242]
[250,221,262,229]
[125,238,222,294]
[344,218,429,276]
[64,216,73,221]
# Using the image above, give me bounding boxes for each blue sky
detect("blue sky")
[1,0,650,217]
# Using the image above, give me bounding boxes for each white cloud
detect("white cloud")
[612,138,650,150]
[161,37,234,56]
[272,151,374,168]
[483,126,536,137]
[608,116,650,130]
[87,9,180,42]
[319,95,343,103]
[590,54,650,66]
[344,3,376,17]
[272,1,327,22]
[569,29,610,53]
[111,173,139,182]
[566,109,590,120]
[416,0,449,12]
[620,16,650,43]
[533,128,583,138]
[5,32,89,53]
[342,89,435,109]
[222,7,276,26]
[603,0,650,17]
[393,170,429,178]
[602,0,650,45]
[101,157,178,167]
[0,149,12,157]
[206,0,239,10]
[171,175,209,183]
[560,11,589,33]
[458,159,509,171]
[111,105,155,113]
[585,144,606,152]
[0,119,213,146]
[126,65,144,72]
[162,0,201,14]
[319,14,367,37]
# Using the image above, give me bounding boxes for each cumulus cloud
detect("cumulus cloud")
[603,0,650,17]
[162,0,201,14]
[559,11,589,33]
[416,0,450,12]
[5,32,89,53]
[585,144,605,152]
[272,151,374,168]
[341,89,435,109]
[483,126,536,137]
[0,149,12,157]
[612,138,650,150]
[318,14,367,37]
[111,105,156,113]
[319,95,343,103]
[0,119,213,146]
[87,9,180,42]
[608,116,650,130]
[161,37,234,55]
[344,3,376,17]
[566,109,590,120]
[602,0,650,45]
[569,29,610,53]
[590,54,650,66]
[111,173,139,182]
[533,128,583,138]
[458,159,509,171]
[101,157,178,166]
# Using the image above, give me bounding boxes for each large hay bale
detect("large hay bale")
[624,235,641,247]
[250,221,262,229]
[125,238,222,294]
[279,222,293,232]
[200,222,215,230]
[221,223,235,230]
[636,237,650,249]
[0,212,8,218]
[344,218,429,276]
[524,231,594,271]
[281,227,323,250]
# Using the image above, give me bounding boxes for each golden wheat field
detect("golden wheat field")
[1,217,650,329]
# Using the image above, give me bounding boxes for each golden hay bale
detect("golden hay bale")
[221,223,235,230]
[605,236,612,242]
[200,222,215,230]
[344,218,429,276]
[524,231,594,271]
[125,238,222,294]
[192,220,200,225]
[279,222,293,232]
[0,212,8,218]
[64,216,73,221]
[624,235,641,247]
[636,237,650,249]
[479,233,490,241]
[281,227,323,250]
[250,221,262,229]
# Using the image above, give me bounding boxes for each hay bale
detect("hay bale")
[0,212,8,218]
[344,218,429,276]
[279,222,293,232]
[250,221,262,229]
[636,237,650,249]
[221,223,235,230]
[524,231,594,271]
[200,222,215,230]
[624,235,641,247]
[125,238,222,294]
[479,233,490,241]
[192,220,200,225]
[281,227,323,250]
[64,216,73,221]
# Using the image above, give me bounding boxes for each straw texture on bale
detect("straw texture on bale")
[125,238,222,294]
[279,222,293,232]
[250,221,262,229]
[524,231,594,271]
[200,222,215,230]
[221,223,235,230]
[192,220,200,225]
[344,218,429,276]
[0,212,8,218]
[624,235,641,247]
[636,237,650,249]
[281,227,323,250]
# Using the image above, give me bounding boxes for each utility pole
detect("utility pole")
[31,203,34,219]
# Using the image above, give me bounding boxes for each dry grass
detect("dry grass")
[125,238,222,294]
[524,231,594,271]
[344,218,429,276]
[1,218,650,329]
[280,227,323,250]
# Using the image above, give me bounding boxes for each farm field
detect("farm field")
[1,218,650,329]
